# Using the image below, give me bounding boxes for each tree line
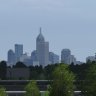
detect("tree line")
[0,61,96,96]
[0,60,93,80]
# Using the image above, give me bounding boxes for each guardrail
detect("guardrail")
[5,91,81,96]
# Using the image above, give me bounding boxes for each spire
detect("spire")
[40,27,42,34]
[36,27,45,42]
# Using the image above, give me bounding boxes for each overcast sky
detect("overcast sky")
[0,0,96,62]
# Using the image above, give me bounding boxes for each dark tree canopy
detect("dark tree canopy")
[13,62,27,68]
[0,61,7,79]
[81,62,96,96]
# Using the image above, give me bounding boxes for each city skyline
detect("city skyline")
[0,0,96,62]
[1,28,96,62]
[7,31,60,66]
[7,31,96,65]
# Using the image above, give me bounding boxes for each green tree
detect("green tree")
[44,91,49,96]
[25,81,40,96]
[0,87,7,96]
[81,62,96,96]
[44,85,51,96]
[49,64,75,96]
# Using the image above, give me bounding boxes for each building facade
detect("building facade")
[6,68,30,79]
[31,50,38,62]
[20,53,33,66]
[15,44,23,63]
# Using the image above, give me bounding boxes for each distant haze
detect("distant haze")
[0,0,96,62]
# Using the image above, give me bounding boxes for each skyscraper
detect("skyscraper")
[61,49,71,64]
[36,28,49,67]
[7,49,15,66]
[15,44,23,63]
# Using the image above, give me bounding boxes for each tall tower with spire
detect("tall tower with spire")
[36,28,49,67]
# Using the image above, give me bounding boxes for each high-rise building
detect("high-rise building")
[31,50,38,62]
[20,53,33,66]
[7,49,15,66]
[61,49,71,64]
[36,28,49,67]
[31,50,39,66]
[15,44,23,63]
[49,52,59,64]
[20,53,29,62]
[69,55,76,65]
[76,61,83,65]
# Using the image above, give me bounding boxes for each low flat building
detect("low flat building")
[6,68,30,80]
